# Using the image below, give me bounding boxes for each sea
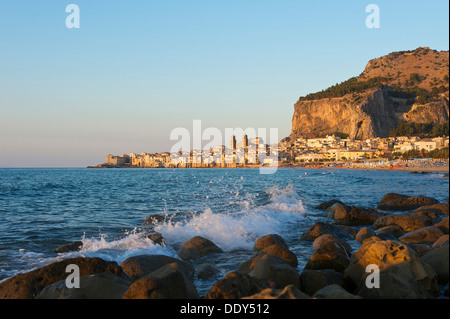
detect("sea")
[0,168,448,295]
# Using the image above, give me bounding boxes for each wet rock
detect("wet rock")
[432,235,449,248]
[260,244,298,267]
[37,272,131,299]
[197,264,221,280]
[405,243,433,257]
[312,284,361,299]
[142,214,166,225]
[141,231,165,245]
[122,263,199,299]
[243,285,310,299]
[119,254,195,282]
[373,214,433,232]
[436,216,449,234]
[344,239,439,298]
[333,206,386,226]
[355,227,377,243]
[335,225,360,238]
[399,226,445,244]
[415,203,449,216]
[379,193,409,204]
[377,195,438,211]
[0,257,124,299]
[299,269,344,296]
[325,203,348,219]
[300,222,352,241]
[375,225,405,238]
[312,234,352,254]
[315,199,345,210]
[203,272,263,299]
[54,241,83,253]
[421,245,449,284]
[254,234,289,251]
[177,236,223,261]
[248,254,300,289]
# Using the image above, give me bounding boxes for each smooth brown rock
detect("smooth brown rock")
[399,226,445,244]
[344,239,439,298]
[260,244,298,267]
[436,216,449,234]
[415,203,449,216]
[375,225,405,238]
[203,272,263,299]
[54,241,83,253]
[119,254,194,282]
[305,243,350,273]
[177,236,223,261]
[313,234,352,254]
[243,285,310,299]
[37,272,131,299]
[300,269,343,296]
[142,214,166,225]
[377,196,438,211]
[254,234,289,251]
[432,235,449,248]
[325,203,348,219]
[355,227,377,243]
[300,222,351,241]
[0,257,123,299]
[122,263,199,299]
[421,245,449,284]
[373,214,433,232]
[248,254,300,289]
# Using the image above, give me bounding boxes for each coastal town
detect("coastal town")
[91,134,450,170]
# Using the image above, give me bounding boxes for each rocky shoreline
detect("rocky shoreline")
[0,193,448,299]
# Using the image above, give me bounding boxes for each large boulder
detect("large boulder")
[377,195,438,211]
[355,227,377,243]
[119,254,194,282]
[373,214,433,232]
[312,234,352,254]
[315,199,345,210]
[36,272,131,299]
[436,216,449,234]
[399,226,445,244]
[312,284,361,299]
[344,239,439,298]
[142,214,166,225]
[248,254,300,289]
[196,264,221,280]
[415,203,449,216]
[421,245,449,284]
[333,206,385,226]
[122,263,199,299]
[299,269,344,296]
[259,245,298,267]
[304,242,350,273]
[325,203,348,219]
[375,225,405,238]
[0,257,124,299]
[300,222,352,241]
[243,285,310,299]
[54,241,83,253]
[254,234,289,251]
[177,236,223,261]
[203,272,263,299]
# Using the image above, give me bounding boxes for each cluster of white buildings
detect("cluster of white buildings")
[278,134,449,162]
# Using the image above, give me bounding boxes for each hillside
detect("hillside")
[289,47,449,140]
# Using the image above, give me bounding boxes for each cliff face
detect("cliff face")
[290,47,449,140]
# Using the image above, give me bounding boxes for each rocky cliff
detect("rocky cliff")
[289,47,449,140]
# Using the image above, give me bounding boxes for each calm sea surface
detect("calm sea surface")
[0,168,448,294]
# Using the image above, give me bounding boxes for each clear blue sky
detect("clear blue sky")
[0,0,448,167]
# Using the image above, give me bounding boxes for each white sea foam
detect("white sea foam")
[155,185,306,251]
